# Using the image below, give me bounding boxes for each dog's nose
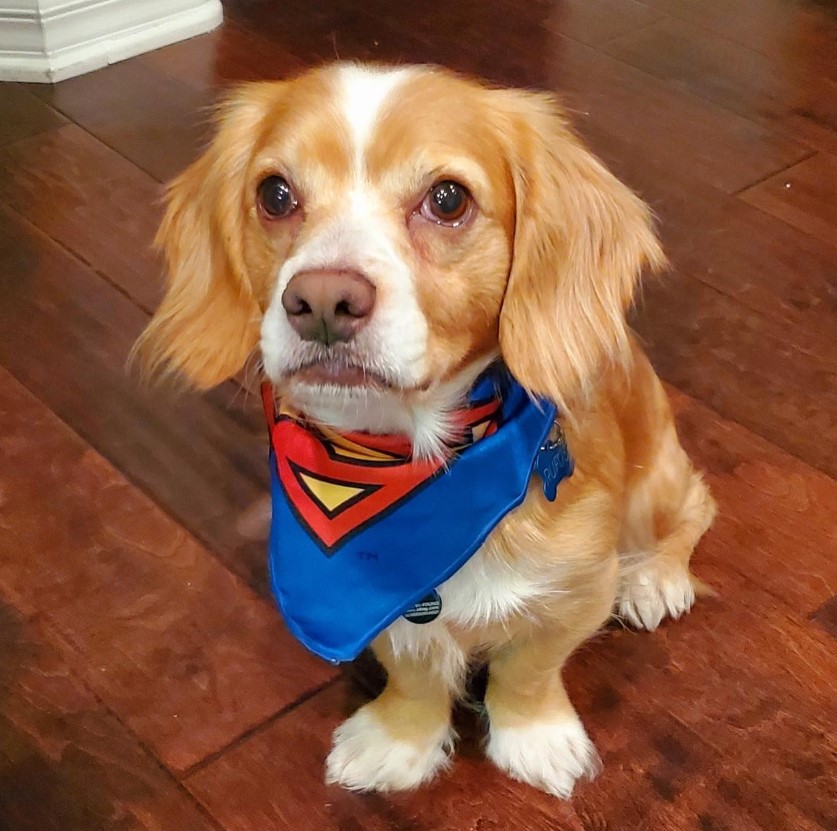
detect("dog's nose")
[281,270,376,345]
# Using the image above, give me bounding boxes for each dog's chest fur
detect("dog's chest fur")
[437,545,551,628]
[383,540,555,667]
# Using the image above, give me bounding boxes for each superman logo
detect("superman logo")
[263,385,502,554]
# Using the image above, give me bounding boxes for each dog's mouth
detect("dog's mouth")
[293,358,390,389]
[282,345,395,390]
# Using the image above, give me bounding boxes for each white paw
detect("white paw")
[325,705,452,792]
[486,716,601,798]
[618,560,695,631]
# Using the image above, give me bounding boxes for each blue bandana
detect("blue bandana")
[263,369,573,663]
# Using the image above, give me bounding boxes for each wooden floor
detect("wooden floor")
[1,1,835,828]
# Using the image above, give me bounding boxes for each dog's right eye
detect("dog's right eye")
[258,176,298,219]
[421,180,472,226]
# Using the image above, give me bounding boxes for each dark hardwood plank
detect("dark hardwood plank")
[669,388,837,613]
[543,36,810,197]
[604,17,837,154]
[0,83,67,148]
[0,124,164,312]
[364,0,561,88]
[29,57,213,182]
[632,269,837,478]
[568,606,835,831]
[0,365,335,774]
[739,153,837,249]
[0,203,269,594]
[142,20,305,91]
[660,194,836,343]
[0,603,220,831]
[544,0,664,49]
[643,0,837,63]
[224,0,428,68]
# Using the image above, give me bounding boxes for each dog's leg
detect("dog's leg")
[484,578,614,797]
[616,417,716,630]
[618,466,716,630]
[613,353,717,631]
[326,631,463,792]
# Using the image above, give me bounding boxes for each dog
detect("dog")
[136,62,716,798]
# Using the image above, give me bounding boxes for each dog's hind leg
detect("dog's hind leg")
[618,464,716,630]
[613,350,717,630]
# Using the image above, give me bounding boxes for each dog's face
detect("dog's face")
[254,67,517,426]
[139,63,663,453]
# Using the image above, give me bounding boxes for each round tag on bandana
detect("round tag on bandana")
[402,591,442,624]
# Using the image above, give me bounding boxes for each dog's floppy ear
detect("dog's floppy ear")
[134,83,280,389]
[494,90,665,411]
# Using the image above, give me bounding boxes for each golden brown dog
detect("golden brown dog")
[136,62,715,798]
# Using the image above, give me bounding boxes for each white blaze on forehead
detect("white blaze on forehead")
[336,64,415,173]
[261,63,443,453]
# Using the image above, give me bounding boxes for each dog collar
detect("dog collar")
[262,368,573,663]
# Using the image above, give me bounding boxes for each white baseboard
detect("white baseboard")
[0,0,223,83]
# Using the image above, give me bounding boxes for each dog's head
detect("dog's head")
[137,63,663,456]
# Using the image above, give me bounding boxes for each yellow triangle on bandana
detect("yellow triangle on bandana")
[320,428,402,463]
[330,443,396,462]
[471,420,492,441]
[297,472,370,513]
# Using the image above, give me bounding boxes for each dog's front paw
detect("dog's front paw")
[486,716,601,798]
[618,559,696,631]
[325,704,453,792]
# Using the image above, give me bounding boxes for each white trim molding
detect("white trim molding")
[0,0,222,83]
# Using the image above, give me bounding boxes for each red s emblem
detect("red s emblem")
[263,385,501,552]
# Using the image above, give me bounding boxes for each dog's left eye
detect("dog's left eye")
[421,180,471,225]
[257,175,298,219]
